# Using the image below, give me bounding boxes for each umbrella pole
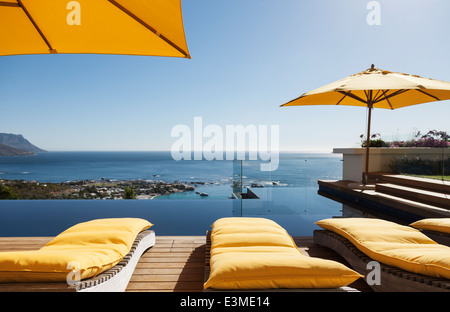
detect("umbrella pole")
[364,104,373,184]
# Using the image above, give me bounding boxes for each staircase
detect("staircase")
[368,173,450,210]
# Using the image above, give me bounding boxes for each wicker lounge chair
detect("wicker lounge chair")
[203,217,361,292]
[419,230,450,247]
[204,231,358,292]
[0,219,155,292]
[410,218,450,247]
[313,219,450,292]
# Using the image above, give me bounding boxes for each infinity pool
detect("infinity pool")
[0,187,342,237]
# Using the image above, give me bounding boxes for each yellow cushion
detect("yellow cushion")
[316,218,450,279]
[0,218,152,283]
[204,217,362,290]
[210,217,297,249]
[410,218,450,234]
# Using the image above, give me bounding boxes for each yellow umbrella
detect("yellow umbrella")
[281,65,450,184]
[0,0,190,58]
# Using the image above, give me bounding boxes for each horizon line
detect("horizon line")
[40,149,337,154]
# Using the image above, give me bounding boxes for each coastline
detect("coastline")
[0,179,196,200]
[0,152,343,201]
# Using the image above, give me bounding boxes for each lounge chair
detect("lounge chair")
[203,217,362,292]
[410,218,450,247]
[313,218,450,292]
[0,218,155,292]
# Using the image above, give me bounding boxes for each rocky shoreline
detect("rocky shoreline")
[0,179,196,200]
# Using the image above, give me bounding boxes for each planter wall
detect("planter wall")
[333,148,449,182]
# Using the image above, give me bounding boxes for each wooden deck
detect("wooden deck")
[0,235,372,292]
[128,236,207,292]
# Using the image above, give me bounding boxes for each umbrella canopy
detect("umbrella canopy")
[0,0,190,58]
[281,65,450,183]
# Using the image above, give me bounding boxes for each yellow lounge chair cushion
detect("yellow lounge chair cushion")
[210,217,298,249]
[316,218,450,279]
[204,217,362,290]
[0,218,152,283]
[410,218,450,234]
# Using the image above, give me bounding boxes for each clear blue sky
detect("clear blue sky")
[1,0,449,152]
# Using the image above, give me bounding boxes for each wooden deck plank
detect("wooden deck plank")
[137,262,205,269]
[133,268,204,275]
[0,235,371,292]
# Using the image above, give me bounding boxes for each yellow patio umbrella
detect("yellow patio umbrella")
[281,65,450,184]
[0,0,190,58]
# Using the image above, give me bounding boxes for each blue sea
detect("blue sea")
[0,151,344,236]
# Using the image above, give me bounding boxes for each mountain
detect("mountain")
[0,133,47,155]
[0,143,34,156]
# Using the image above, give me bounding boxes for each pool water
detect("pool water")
[0,187,342,237]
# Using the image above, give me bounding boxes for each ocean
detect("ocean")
[0,151,344,236]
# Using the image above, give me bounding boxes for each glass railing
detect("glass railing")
[231,153,344,235]
[383,147,449,182]
[232,159,244,198]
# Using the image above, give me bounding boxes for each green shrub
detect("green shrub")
[123,186,136,199]
[0,185,18,199]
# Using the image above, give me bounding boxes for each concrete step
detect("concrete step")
[369,172,450,195]
[376,183,450,210]
[318,180,450,222]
